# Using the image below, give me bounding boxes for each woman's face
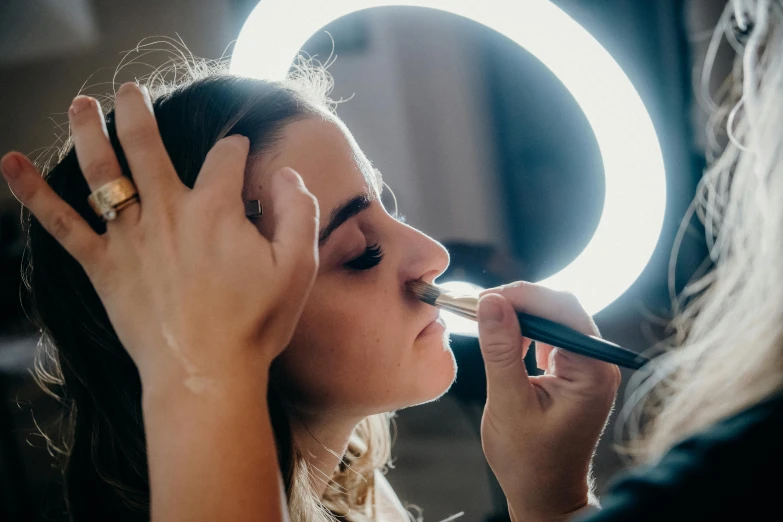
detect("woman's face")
[244,114,456,418]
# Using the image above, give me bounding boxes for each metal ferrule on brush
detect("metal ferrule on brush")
[407,280,479,320]
[433,292,479,321]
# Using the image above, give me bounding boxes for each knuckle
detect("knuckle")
[298,192,319,231]
[140,198,176,231]
[48,212,74,241]
[187,189,215,213]
[82,158,117,181]
[479,326,510,346]
[558,290,581,307]
[505,280,531,291]
[546,296,570,319]
[128,222,148,245]
[483,281,527,302]
[550,347,572,366]
[46,211,102,270]
[482,336,510,352]
[294,186,318,211]
[119,123,157,151]
[558,292,600,335]
[481,340,518,367]
[158,201,180,228]
[499,280,530,295]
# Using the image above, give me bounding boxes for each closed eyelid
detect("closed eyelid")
[318,193,375,246]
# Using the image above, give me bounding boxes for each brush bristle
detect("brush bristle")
[406,280,442,306]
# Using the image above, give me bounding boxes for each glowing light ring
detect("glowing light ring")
[232,0,667,316]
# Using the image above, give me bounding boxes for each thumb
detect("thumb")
[270,167,319,301]
[478,293,530,405]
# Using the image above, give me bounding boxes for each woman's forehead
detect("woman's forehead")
[244,116,381,215]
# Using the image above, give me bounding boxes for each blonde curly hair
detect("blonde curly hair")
[621,0,783,461]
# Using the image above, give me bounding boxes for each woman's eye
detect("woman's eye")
[344,243,384,271]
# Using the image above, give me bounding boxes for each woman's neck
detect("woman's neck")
[285,406,363,498]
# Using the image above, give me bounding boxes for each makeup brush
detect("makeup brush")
[407,280,649,370]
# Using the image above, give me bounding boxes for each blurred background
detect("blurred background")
[0,1,731,521]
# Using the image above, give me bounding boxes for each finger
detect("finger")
[68,95,139,227]
[545,346,621,388]
[269,168,319,300]
[477,293,530,407]
[485,282,618,385]
[1,152,105,270]
[481,281,599,336]
[114,82,185,208]
[260,168,319,347]
[521,336,534,359]
[536,342,554,373]
[193,135,250,207]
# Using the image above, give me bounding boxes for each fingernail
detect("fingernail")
[118,82,138,96]
[69,96,92,116]
[1,154,23,180]
[478,296,504,327]
[226,134,250,146]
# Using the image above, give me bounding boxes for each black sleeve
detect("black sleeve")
[574,393,783,522]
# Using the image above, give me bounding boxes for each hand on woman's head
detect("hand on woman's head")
[0,82,321,390]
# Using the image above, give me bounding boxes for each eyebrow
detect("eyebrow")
[319,193,374,246]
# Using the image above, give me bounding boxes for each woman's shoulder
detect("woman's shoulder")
[374,469,411,522]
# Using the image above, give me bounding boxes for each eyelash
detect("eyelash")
[344,243,384,271]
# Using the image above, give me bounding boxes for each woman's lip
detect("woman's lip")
[418,316,447,338]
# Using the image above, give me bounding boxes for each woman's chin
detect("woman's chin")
[409,340,458,406]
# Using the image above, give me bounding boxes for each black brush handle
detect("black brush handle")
[516,312,649,370]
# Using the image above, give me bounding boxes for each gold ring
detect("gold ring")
[87,177,139,221]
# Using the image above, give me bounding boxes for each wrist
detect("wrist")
[508,501,590,522]
[505,480,591,522]
[141,352,271,412]
[138,337,272,394]
[139,354,284,522]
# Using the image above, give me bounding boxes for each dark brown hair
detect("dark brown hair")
[23,71,322,521]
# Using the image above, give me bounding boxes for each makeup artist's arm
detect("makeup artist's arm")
[141,358,289,522]
[131,158,316,521]
[0,84,320,520]
[476,282,621,522]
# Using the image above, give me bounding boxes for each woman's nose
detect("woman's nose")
[399,227,450,283]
